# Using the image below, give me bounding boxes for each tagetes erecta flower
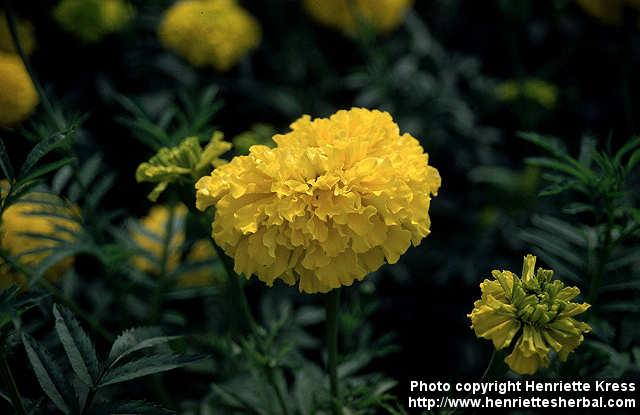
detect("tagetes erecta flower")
[495,78,558,110]
[0,12,36,55]
[136,132,232,201]
[196,108,441,293]
[130,204,222,287]
[53,0,134,43]
[304,0,413,35]
[158,0,261,71]
[0,52,38,127]
[0,190,81,289]
[468,255,591,375]
[576,0,640,26]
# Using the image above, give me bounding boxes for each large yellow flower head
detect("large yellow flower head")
[158,0,261,71]
[304,0,413,35]
[53,0,134,43]
[196,108,441,294]
[129,204,222,287]
[468,255,591,375]
[0,191,81,289]
[0,12,36,55]
[0,52,38,127]
[576,0,640,26]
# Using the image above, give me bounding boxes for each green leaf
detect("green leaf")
[107,327,179,367]
[99,354,205,387]
[53,304,101,387]
[18,157,76,185]
[19,131,72,178]
[21,333,80,414]
[88,400,174,415]
[0,137,14,180]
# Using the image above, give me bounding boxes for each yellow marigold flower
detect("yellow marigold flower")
[53,0,134,43]
[304,0,413,35]
[468,254,591,375]
[0,12,36,55]
[158,0,261,71]
[130,204,187,275]
[136,132,232,201]
[0,190,81,289]
[130,204,221,287]
[576,0,640,26]
[495,78,558,110]
[179,239,224,287]
[196,108,441,294]
[0,52,38,127]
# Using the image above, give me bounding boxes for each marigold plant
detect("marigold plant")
[196,108,441,293]
[53,0,134,43]
[0,52,38,126]
[304,0,413,35]
[468,254,591,375]
[0,191,81,289]
[158,0,261,71]
[0,12,36,55]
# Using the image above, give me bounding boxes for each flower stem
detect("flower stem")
[325,289,342,415]
[0,350,27,415]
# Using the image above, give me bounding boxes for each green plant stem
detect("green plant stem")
[210,241,256,334]
[325,289,342,415]
[588,208,614,303]
[3,0,61,128]
[265,367,290,415]
[81,387,97,415]
[0,351,27,415]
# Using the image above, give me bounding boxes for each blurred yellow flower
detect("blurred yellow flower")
[0,190,81,289]
[304,0,413,35]
[0,12,36,55]
[468,255,591,375]
[158,0,261,71]
[130,204,221,287]
[53,0,134,43]
[495,78,558,110]
[0,52,38,127]
[576,0,640,26]
[136,132,232,201]
[130,204,187,275]
[196,108,441,293]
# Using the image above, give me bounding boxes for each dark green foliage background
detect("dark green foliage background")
[1,0,639,414]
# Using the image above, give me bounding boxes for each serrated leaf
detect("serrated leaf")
[0,137,14,180]
[21,333,79,414]
[88,400,174,415]
[53,304,101,387]
[99,354,204,387]
[19,132,72,178]
[107,327,179,367]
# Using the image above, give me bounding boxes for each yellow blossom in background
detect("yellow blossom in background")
[179,239,224,287]
[53,0,134,43]
[0,52,38,127]
[130,204,221,287]
[130,204,187,275]
[576,0,640,26]
[196,108,441,294]
[468,255,591,375]
[495,78,558,110]
[158,0,261,71]
[304,0,413,35]
[0,190,81,289]
[0,12,36,55]
[135,132,232,201]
